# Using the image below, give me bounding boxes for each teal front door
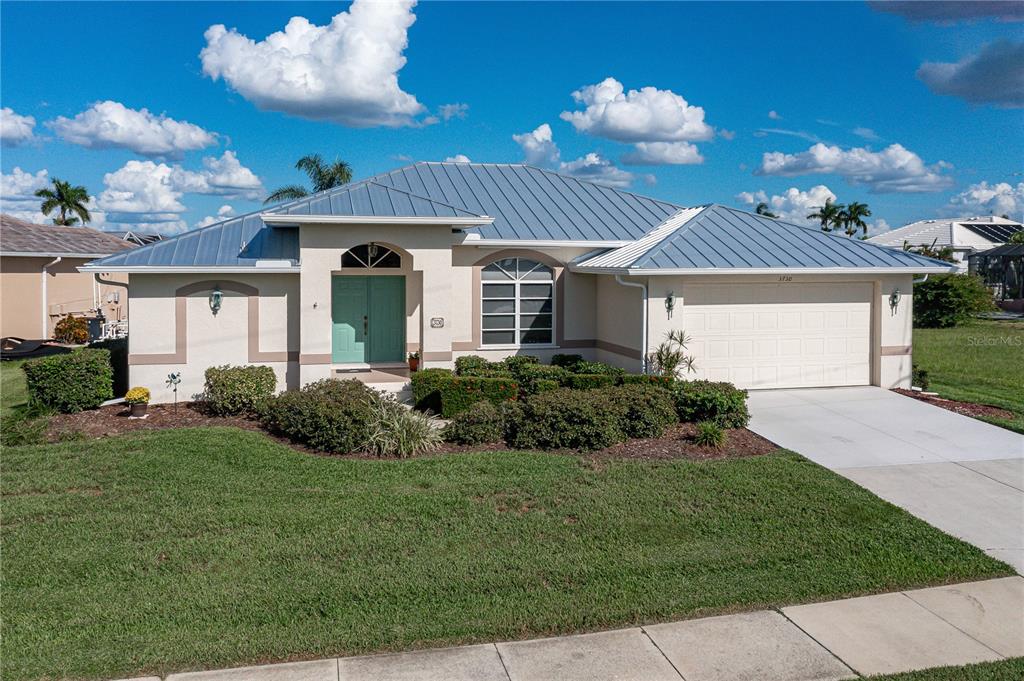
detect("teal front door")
[331,275,405,363]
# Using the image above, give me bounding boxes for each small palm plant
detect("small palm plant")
[264,154,353,204]
[35,178,92,225]
[646,330,697,378]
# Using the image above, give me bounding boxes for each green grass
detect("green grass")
[913,319,1024,433]
[1,358,29,417]
[869,658,1024,680]
[2,428,1011,681]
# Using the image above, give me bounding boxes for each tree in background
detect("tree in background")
[755,202,778,218]
[841,201,872,238]
[264,154,353,204]
[35,178,91,226]
[807,198,844,232]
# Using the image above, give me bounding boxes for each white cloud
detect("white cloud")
[513,123,561,165]
[558,152,634,189]
[768,110,782,120]
[443,154,471,163]
[754,128,821,143]
[559,77,713,143]
[917,40,1024,108]
[736,185,838,226]
[195,204,236,228]
[622,141,703,165]
[200,0,427,127]
[48,101,218,157]
[944,180,1024,217]
[756,142,953,193]
[852,126,880,141]
[864,218,892,238]
[0,167,50,221]
[1,108,36,146]
[719,129,736,140]
[438,103,468,121]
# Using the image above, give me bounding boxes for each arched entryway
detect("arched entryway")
[332,243,408,363]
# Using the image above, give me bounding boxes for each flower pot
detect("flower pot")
[408,358,420,372]
[129,402,148,418]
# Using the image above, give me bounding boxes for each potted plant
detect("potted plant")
[407,350,420,372]
[125,386,151,418]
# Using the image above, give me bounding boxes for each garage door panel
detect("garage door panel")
[681,283,871,389]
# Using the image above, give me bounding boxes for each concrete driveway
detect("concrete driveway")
[748,387,1024,572]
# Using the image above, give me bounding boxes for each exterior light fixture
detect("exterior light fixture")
[889,288,901,315]
[209,287,223,315]
[665,291,676,318]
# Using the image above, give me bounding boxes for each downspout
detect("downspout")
[912,274,929,284]
[41,257,61,338]
[614,274,648,373]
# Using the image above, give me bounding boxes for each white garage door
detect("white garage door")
[680,282,872,389]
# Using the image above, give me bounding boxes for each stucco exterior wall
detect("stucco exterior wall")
[0,256,127,338]
[594,274,644,370]
[128,273,299,403]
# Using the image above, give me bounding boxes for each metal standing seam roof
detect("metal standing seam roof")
[574,204,957,272]
[266,180,488,220]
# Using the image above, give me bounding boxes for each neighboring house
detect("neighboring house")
[82,162,953,403]
[1,214,135,339]
[867,216,1023,272]
[107,230,165,247]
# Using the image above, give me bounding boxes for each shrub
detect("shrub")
[53,315,89,344]
[125,387,150,404]
[572,360,625,376]
[498,400,525,444]
[511,388,625,451]
[561,373,618,390]
[455,355,490,376]
[437,376,518,418]
[673,380,750,428]
[533,379,561,394]
[411,368,453,412]
[23,349,113,413]
[502,354,540,376]
[621,374,675,389]
[550,353,583,369]
[912,365,930,391]
[202,365,277,416]
[913,274,995,328]
[442,400,504,445]
[515,363,570,395]
[89,337,128,397]
[694,420,727,448]
[260,379,378,454]
[607,384,677,439]
[366,398,441,457]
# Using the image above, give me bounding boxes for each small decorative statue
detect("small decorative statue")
[166,371,182,412]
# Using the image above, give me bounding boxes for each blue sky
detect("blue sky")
[2,1,1022,234]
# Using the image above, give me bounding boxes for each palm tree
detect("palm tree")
[35,178,91,226]
[755,202,778,218]
[842,201,872,237]
[264,154,353,204]
[807,198,844,232]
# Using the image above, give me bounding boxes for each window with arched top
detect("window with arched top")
[481,257,554,346]
[342,243,401,268]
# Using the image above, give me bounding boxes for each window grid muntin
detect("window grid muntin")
[481,258,554,346]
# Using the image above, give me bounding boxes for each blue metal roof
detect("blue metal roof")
[575,204,957,272]
[266,180,486,220]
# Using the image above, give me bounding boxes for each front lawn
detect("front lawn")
[2,427,1011,681]
[869,658,1024,680]
[1,358,29,417]
[913,318,1024,432]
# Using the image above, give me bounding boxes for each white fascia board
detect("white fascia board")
[570,265,958,275]
[2,251,116,259]
[466,239,631,248]
[77,265,301,274]
[261,214,492,226]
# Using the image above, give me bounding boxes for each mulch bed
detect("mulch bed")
[892,388,1016,420]
[47,402,776,462]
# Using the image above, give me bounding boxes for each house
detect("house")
[1,214,135,339]
[867,216,1023,272]
[107,230,166,247]
[81,162,954,403]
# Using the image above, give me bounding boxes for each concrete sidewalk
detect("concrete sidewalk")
[117,576,1023,681]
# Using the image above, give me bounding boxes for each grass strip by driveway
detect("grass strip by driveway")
[869,658,1024,680]
[1,358,29,417]
[2,427,1012,681]
[913,319,1024,433]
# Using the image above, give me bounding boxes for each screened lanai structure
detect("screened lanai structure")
[969,244,1024,309]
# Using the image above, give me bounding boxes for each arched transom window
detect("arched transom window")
[481,257,554,346]
[342,243,401,268]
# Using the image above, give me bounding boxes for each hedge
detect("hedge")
[673,380,750,428]
[260,379,378,454]
[913,273,995,328]
[88,337,128,397]
[202,365,277,416]
[410,368,454,412]
[411,369,518,417]
[23,349,113,413]
[442,400,504,445]
[561,373,618,390]
[620,374,674,389]
[610,384,677,439]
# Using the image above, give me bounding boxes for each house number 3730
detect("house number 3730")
[778,275,793,282]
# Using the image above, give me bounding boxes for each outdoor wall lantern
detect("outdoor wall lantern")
[209,287,223,316]
[889,287,901,315]
[665,291,676,319]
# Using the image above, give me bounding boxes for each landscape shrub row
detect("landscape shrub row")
[202,365,278,416]
[23,349,113,413]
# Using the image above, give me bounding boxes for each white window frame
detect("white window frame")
[480,258,556,349]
